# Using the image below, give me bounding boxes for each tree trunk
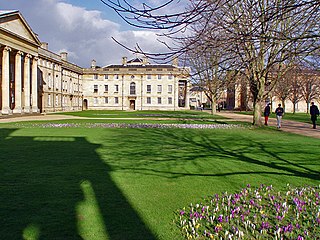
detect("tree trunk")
[211,98,217,114]
[306,101,310,114]
[281,99,286,110]
[253,99,263,126]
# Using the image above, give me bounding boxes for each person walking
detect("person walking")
[310,102,319,129]
[275,103,284,128]
[263,103,271,126]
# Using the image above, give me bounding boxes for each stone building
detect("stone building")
[82,57,190,111]
[38,44,83,113]
[0,10,83,115]
[0,10,190,115]
[0,10,40,114]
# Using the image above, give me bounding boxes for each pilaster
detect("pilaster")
[32,57,39,113]
[23,54,31,113]
[13,51,24,113]
[1,46,12,115]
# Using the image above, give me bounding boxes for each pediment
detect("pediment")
[0,11,40,45]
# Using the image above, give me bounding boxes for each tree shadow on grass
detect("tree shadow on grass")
[0,128,155,240]
[100,128,320,181]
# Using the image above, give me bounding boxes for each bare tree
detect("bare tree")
[101,0,320,125]
[287,66,303,113]
[185,43,233,114]
[299,68,320,113]
[272,69,292,110]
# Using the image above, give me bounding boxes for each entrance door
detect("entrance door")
[83,99,88,110]
[130,100,135,110]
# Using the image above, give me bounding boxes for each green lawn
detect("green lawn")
[52,110,225,120]
[0,116,319,239]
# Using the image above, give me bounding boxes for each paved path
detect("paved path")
[0,114,85,122]
[215,111,320,139]
[0,112,319,139]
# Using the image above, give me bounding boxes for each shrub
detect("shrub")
[175,184,320,239]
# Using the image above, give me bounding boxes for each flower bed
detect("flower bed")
[175,184,319,239]
[13,122,243,129]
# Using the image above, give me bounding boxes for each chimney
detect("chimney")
[41,42,48,50]
[172,57,178,67]
[60,52,68,61]
[91,59,96,69]
[142,56,148,65]
[122,56,127,66]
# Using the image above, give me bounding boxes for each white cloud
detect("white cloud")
[0,0,171,67]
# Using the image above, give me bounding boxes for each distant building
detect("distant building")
[82,57,190,111]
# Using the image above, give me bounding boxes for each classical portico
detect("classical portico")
[0,10,41,115]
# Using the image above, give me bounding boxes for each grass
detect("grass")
[51,110,226,120]
[0,113,319,239]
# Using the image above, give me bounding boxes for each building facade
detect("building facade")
[38,45,83,113]
[0,10,40,115]
[82,57,190,111]
[0,10,190,115]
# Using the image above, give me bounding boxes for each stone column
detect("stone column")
[23,54,31,113]
[13,51,23,113]
[31,57,39,113]
[1,46,12,114]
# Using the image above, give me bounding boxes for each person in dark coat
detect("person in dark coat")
[310,102,319,129]
[275,103,284,128]
[263,103,271,126]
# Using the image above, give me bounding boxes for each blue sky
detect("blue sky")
[0,0,176,67]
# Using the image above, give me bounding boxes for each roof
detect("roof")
[0,10,41,46]
[127,58,144,64]
[103,64,177,70]
[0,10,19,15]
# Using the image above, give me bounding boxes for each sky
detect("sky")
[0,0,180,67]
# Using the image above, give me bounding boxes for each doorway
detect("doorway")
[130,100,135,110]
[83,99,88,110]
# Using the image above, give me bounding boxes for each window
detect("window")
[168,85,173,93]
[147,74,152,80]
[48,94,51,106]
[168,97,173,104]
[115,97,119,104]
[105,97,108,104]
[55,76,59,90]
[104,74,108,79]
[104,85,108,92]
[147,97,151,104]
[55,95,59,106]
[94,84,98,93]
[114,74,119,80]
[93,74,98,80]
[130,82,136,95]
[114,84,119,92]
[157,85,162,93]
[158,97,162,104]
[168,74,173,80]
[147,85,151,93]
[94,97,98,105]
[48,73,52,88]
[157,74,162,80]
